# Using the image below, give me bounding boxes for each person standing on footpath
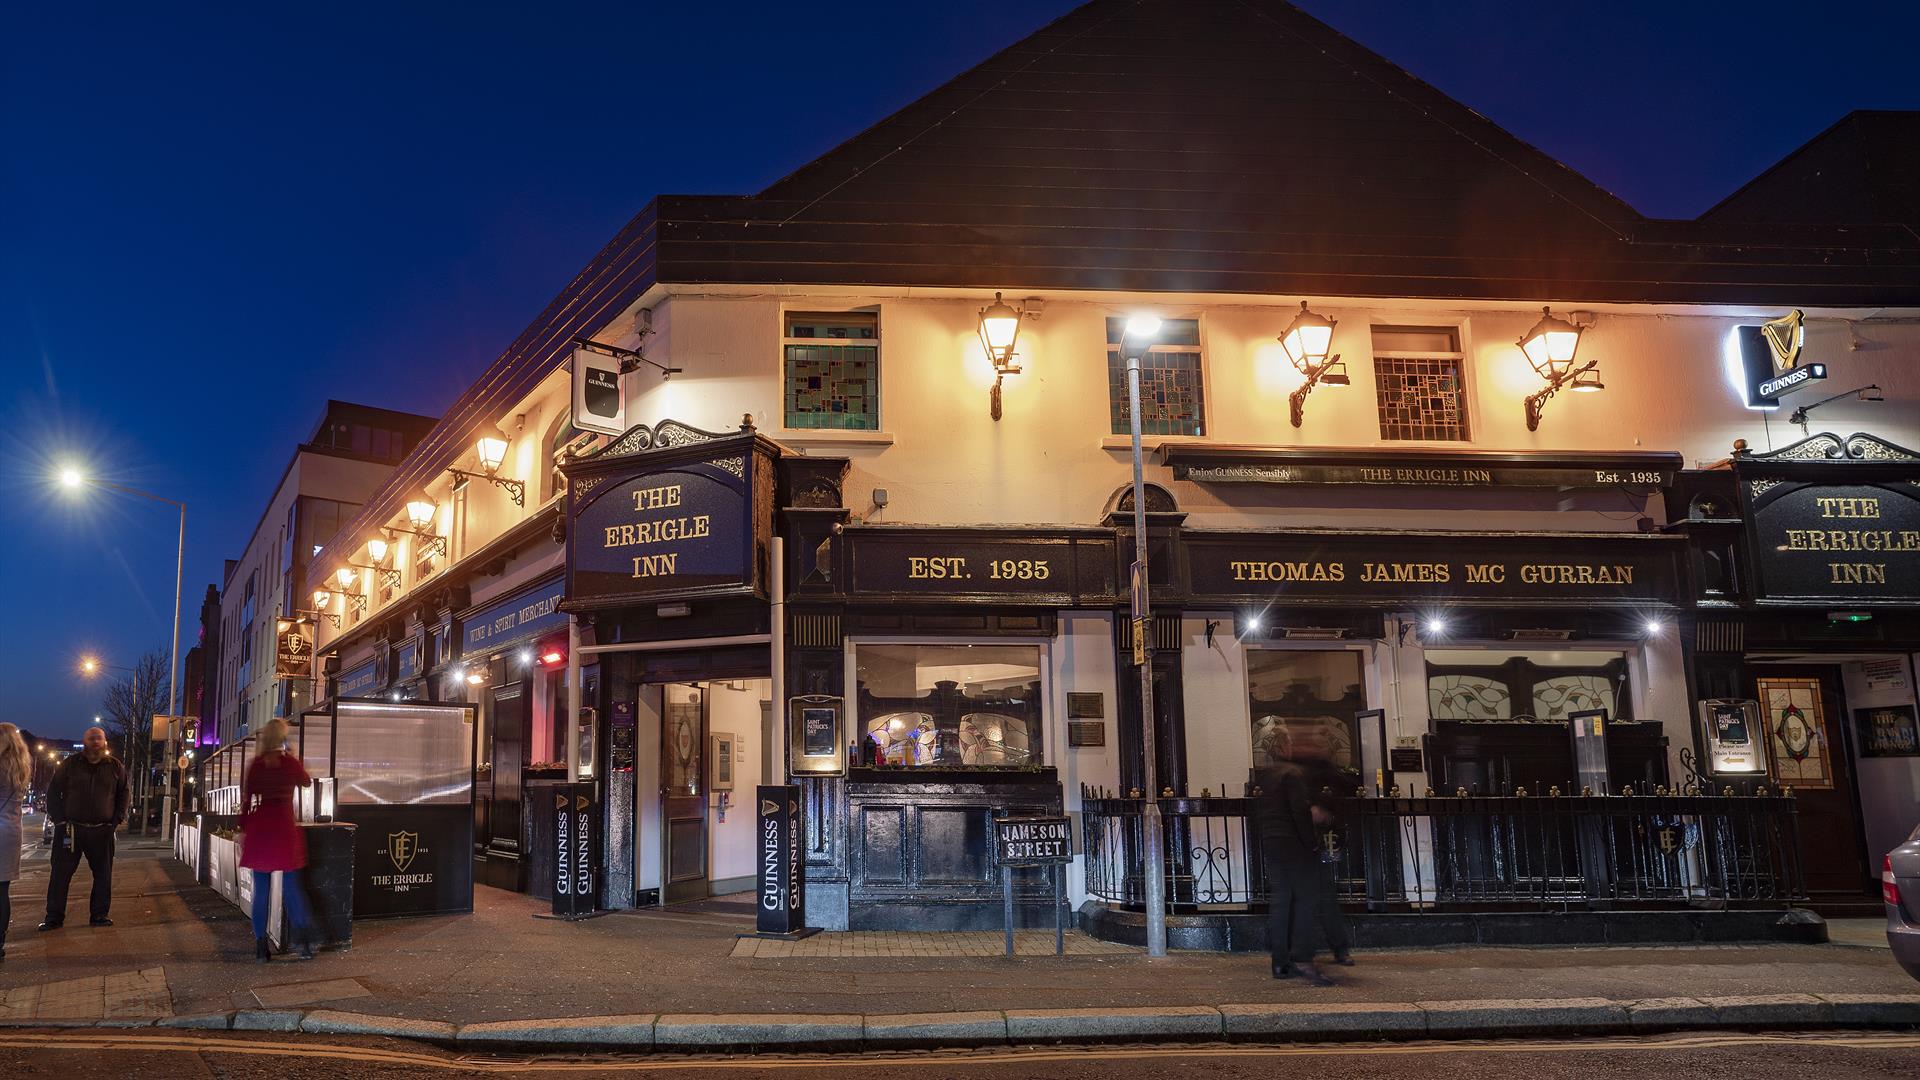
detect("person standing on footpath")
[240,717,316,962]
[40,726,129,931]
[0,723,29,961]
[1255,722,1337,986]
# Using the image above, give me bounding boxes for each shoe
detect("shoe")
[295,933,315,962]
[1271,964,1292,980]
[1332,950,1355,966]
[36,921,62,932]
[89,918,113,927]
[1295,961,1335,987]
[254,937,272,964]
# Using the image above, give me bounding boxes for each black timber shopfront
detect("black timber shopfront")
[783,453,1692,932]
[1674,431,1920,909]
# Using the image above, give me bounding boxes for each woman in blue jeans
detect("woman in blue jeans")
[240,717,315,962]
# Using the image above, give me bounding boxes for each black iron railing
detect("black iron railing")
[1081,790,1804,912]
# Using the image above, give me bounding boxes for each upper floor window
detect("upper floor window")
[783,312,878,430]
[1106,317,1204,437]
[1371,326,1469,441]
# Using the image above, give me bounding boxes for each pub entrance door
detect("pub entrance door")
[661,683,709,905]
[1750,663,1876,907]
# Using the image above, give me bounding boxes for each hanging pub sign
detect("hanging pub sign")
[276,622,313,680]
[1737,434,1920,602]
[572,345,627,437]
[1183,529,1683,606]
[563,420,776,610]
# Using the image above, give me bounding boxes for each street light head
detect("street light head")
[405,494,438,530]
[79,656,100,676]
[57,465,86,490]
[1123,313,1162,342]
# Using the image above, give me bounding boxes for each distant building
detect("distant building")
[214,401,436,745]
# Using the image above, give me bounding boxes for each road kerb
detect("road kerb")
[1221,1001,1426,1038]
[1004,1006,1223,1043]
[300,1010,458,1041]
[862,1011,1010,1047]
[1699,994,1834,1027]
[653,1013,863,1050]
[1418,997,1630,1035]
[1815,994,1920,1026]
[457,1015,658,1047]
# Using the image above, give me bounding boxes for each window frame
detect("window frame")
[1104,314,1209,439]
[1368,323,1473,443]
[844,636,1053,770]
[781,309,882,433]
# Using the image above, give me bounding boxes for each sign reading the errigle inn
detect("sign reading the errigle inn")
[564,423,774,609]
[1184,530,1682,605]
[1747,482,1920,600]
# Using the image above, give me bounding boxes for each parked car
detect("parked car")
[1888,823,1920,980]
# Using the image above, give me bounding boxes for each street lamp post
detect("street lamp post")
[60,467,186,840]
[1119,314,1169,958]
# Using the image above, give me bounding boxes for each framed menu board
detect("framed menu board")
[788,695,846,776]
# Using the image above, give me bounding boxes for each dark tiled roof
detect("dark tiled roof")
[1702,110,1920,229]
[648,0,1920,306]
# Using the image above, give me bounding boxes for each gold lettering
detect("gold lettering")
[629,484,683,511]
[1816,496,1879,519]
[1465,563,1506,584]
[908,556,969,580]
[1829,562,1887,585]
[631,552,679,578]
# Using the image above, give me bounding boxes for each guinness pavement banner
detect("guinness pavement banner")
[754,784,814,938]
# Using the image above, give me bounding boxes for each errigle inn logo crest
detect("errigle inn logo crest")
[386,830,421,872]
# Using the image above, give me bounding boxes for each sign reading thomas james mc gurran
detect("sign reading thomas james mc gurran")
[562,423,776,609]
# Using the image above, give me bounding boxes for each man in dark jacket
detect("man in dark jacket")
[40,727,129,930]
[1256,749,1332,985]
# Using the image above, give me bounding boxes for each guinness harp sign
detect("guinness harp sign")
[572,345,626,436]
[1737,309,1826,406]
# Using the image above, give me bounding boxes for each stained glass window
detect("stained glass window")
[1106,317,1205,437]
[1371,326,1469,441]
[784,312,878,430]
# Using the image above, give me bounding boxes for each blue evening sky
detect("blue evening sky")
[4,1,1917,740]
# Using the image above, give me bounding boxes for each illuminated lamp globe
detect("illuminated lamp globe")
[334,567,358,590]
[475,426,510,474]
[1519,307,1583,380]
[977,293,1022,368]
[366,537,389,564]
[405,495,437,530]
[1279,301,1337,372]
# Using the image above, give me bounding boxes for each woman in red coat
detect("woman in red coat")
[240,717,315,962]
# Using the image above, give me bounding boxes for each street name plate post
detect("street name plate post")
[750,784,819,940]
[995,815,1072,957]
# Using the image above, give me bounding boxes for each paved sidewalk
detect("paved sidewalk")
[1,839,1916,1051]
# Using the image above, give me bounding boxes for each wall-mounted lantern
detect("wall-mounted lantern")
[330,567,369,614]
[1278,301,1347,427]
[394,494,449,561]
[1520,307,1601,431]
[448,424,526,506]
[977,292,1039,421]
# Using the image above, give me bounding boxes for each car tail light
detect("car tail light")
[1887,856,1902,907]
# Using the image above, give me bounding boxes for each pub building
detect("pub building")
[297,0,1920,938]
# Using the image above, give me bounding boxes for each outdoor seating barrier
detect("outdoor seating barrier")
[1079,789,1805,912]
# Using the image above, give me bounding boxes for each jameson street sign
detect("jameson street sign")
[997,816,1071,865]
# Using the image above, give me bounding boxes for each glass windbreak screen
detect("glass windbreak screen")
[332,701,474,805]
[300,707,333,779]
[1246,650,1365,770]
[854,644,1044,767]
[1425,649,1630,721]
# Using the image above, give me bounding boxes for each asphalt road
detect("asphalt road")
[0,1029,1915,1079]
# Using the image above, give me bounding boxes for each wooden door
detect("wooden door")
[1755,667,1875,901]
[661,683,708,904]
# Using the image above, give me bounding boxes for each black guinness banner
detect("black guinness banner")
[1184,530,1683,606]
[564,423,774,610]
[755,784,807,936]
[551,782,596,918]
